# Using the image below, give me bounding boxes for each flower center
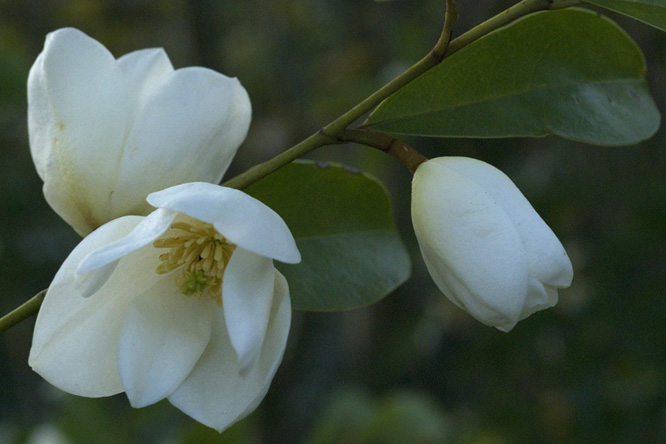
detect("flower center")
[153,220,236,305]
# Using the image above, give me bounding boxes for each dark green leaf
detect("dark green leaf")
[245,160,411,310]
[365,9,660,146]
[584,0,666,31]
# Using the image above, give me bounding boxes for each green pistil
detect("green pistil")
[179,270,212,296]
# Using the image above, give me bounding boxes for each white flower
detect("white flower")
[411,157,573,332]
[28,28,251,236]
[29,182,301,432]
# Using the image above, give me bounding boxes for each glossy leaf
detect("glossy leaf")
[365,9,660,146]
[584,0,666,31]
[245,160,410,311]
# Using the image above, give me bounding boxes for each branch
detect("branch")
[337,128,428,174]
[0,290,46,334]
[445,0,581,57]
[222,0,458,189]
[223,0,579,190]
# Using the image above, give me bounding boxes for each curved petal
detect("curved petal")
[117,48,174,125]
[29,215,157,396]
[168,271,291,432]
[28,27,130,235]
[77,208,177,275]
[439,157,573,288]
[110,68,251,218]
[519,279,559,321]
[118,278,214,408]
[27,50,49,183]
[147,183,300,263]
[222,248,275,372]
[74,250,120,299]
[412,160,529,331]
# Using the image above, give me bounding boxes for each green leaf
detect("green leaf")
[245,160,410,311]
[365,9,660,146]
[584,0,666,31]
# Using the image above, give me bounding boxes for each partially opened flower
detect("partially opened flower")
[29,182,300,431]
[411,157,573,332]
[28,28,251,236]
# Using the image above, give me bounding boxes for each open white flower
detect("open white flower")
[29,182,300,431]
[411,157,573,332]
[28,28,251,236]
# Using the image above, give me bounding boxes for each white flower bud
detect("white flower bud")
[411,157,573,331]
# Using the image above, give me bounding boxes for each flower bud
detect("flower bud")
[411,157,573,331]
[28,28,251,236]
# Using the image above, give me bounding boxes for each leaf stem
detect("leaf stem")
[0,290,46,334]
[338,128,428,174]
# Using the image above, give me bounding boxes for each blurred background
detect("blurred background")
[1,0,665,442]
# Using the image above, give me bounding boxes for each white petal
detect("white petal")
[519,278,559,321]
[168,271,291,432]
[77,208,177,275]
[147,183,300,263]
[28,28,130,235]
[222,248,275,372]
[117,48,174,125]
[74,253,120,299]
[29,215,160,396]
[110,68,251,218]
[439,157,573,288]
[27,50,49,183]
[118,278,214,408]
[412,160,529,330]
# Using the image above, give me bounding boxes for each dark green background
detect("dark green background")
[1,0,665,442]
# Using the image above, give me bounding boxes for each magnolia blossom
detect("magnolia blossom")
[28,28,251,236]
[411,157,573,332]
[29,182,301,431]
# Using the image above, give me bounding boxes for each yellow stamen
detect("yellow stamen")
[153,219,236,305]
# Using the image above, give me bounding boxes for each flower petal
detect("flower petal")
[118,278,214,408]
[222,248,275,372]
[168,271,291,432]
[147,183,300,263]
[412,160,529,331]
[29,216,150,396]
[440,157,573,288]
[77,207,177,276]
[519,278,559,321]
[74,255,120,299]
[110,68,251,218]
[117,48,174,124]
[28,27,130,235]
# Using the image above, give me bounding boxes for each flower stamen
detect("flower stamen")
[153,220,236,305]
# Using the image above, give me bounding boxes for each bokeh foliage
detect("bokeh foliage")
[1,0,665,443]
